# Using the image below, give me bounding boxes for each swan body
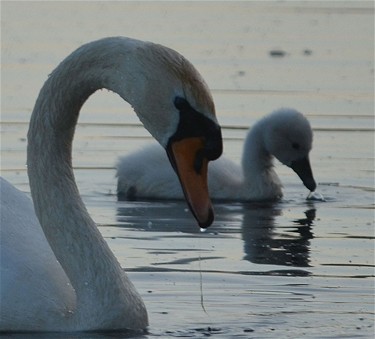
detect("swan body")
[1,178,76,329]
[117,108,316,201]
[0,37,222,332]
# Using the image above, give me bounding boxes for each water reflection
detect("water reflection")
[116,201,316,269]
[116,201,204,234]
[241,203,315,268]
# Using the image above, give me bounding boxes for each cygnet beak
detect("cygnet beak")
[290,156,317,192]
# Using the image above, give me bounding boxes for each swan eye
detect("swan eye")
[174,97,190,111]
[292,142,300,150]
[171,95,223,165]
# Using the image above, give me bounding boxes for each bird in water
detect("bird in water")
[0,36,222,332]
[117,108,316,201]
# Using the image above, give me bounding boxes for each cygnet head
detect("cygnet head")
[262,108,316,191]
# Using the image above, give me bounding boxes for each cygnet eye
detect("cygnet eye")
[292,142,300,150]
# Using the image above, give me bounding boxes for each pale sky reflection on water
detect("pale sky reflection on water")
[1,1,374,338]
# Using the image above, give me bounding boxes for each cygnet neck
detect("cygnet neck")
[241,119,282,199]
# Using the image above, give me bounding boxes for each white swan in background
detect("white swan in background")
[0,37,222,332]
[117,108,316,201]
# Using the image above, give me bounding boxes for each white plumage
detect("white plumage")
[117,108,317,201]
[0,37,220,332]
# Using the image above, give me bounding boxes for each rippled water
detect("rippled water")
[1,1,374,338]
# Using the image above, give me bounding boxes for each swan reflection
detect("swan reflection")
[242,203,315,268]
[116,201,317,269]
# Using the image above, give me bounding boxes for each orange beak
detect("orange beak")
[167,137,214,228]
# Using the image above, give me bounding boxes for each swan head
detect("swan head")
[111,38,223,227]
[262,108,316,192]
[33,37,222,228]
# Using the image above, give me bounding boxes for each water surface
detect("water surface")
[1,1,374,338]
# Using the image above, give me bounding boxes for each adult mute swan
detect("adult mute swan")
[116,108,316,201]
[0,37,222,332]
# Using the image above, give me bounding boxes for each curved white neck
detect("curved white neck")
[27,38,150,330]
